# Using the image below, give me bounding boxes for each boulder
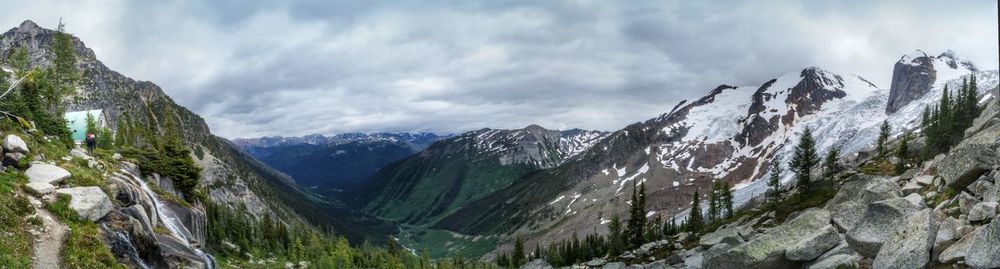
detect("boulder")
[699,227,743,247]
[25,163,71,184]
[913,175,935,186]
[967,202,998,222]
[24,182,54,195]
[903,193,924,207]
[682,253,703,269]
[938,225,977,264]
[2,152,26,167]
[3,134,29,153]
[122,205,154,232]
[55,186,114,221]
[603,262,626,269]
[901,181,922,196]
[933,216,962,260]
[642,260,669,269]
[969,180,995,197]
[937,145,1000,190]
[519,259,553,269]
[845,198,920,257]
[958,191,979,214]
[785,225,840,261]
[826,177,900,232]
[703,243,732,260]
[964,217,1000,268]
[803,254,862,269]
[872,209,939,269]
[586,258,608,267]
[704,208,830,269]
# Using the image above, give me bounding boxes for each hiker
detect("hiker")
[85,132,97,153]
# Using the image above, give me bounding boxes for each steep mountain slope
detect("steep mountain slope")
[0,20,392,243]
[352,125,608,226]
[436,51,997,256]
[232,132,448,190]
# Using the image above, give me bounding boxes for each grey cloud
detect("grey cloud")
[0,0,996,138]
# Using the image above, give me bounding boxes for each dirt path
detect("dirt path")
[28,196,68,269]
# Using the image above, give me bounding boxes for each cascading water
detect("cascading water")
[120,168,215,269]
[102,223,151,269]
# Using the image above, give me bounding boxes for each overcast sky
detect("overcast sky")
[1,0,997,138]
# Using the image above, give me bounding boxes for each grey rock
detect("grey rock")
[122,205,153,232]
[826,177,901,232]
[982,180,1000,203]
[846,198,921,257]
[804,254,862,269]
[886,50,935,113]
[519,259,554,269]
[643,260,670,269]
[682,253,703,269]
[603,262,626,269]
[55,186,114,221]
[24,182,54,195]
[702,243,731,260]
[933,216,961,260]
[959,191,979,214]
[872,209,939,269]
[901,181,922,196]
[785,225,840,261]
[626,265,644,269]
[938,224,977,264]
[586,258,608,267]
[938,145,1000,190]
[913,175,935,186]
[2,152,25,167]
[69,148,94,160]
[967,202,998,222]
[3,134,29,153]
[704,208,830,269]
[969,180,995,197]
[25,162,71,184]
[699,227,743,247]
[903,193,925,207]
[964,217,1000,268]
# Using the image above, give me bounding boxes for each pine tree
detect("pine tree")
[823,147,840,180]
[512,236,526,266]
[895,133,911,174]
[688,190,704,233]
[876,120,891,158]
[608,214,624,256]
[791,128,819,194]
[767,157,782,203]
[626,182,647,248]
[721,182,733,219]
[707,182,719,222]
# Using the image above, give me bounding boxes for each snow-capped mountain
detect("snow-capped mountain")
[232,132,448,156]
[435,50,998,255]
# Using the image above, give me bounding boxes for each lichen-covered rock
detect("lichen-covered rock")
[969,180,995,197]
[964,217,1000,268]
[958,191,979,214]
[519,259,554,269]
[826,177,900,232]
[938,224,976,264]
[785,225,840,261]
[968,202,998,222]
[804,254,862,269]
[872,209,939,269]
[933,216,962,260]
[699,227,744,247]
[704,208,830,269]
[24,182,54,195]
[25,162,71,184]
[55,186,114,221]
[913,175,935,186]
[846,198,920,257]
[938,145,1000,190]
[901,181,922,196]
[903,193,925,207]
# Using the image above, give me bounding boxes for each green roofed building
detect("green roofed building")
[64,109,108,143]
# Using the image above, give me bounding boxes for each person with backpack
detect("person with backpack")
[85,132,97,153]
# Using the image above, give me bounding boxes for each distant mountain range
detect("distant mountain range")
[232,132,450,189]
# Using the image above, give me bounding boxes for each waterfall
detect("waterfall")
[120,168,216,269]
[102,223,151,269]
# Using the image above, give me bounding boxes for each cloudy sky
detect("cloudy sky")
[1,0,997,138]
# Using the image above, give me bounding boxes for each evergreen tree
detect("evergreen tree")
[512,236,526,266]
[626,182,647,248]
[607,215,624,256]
[708,182,719,222]
[895,133,911,174]
[687,190,704,233]
[84,111,98,136]
[767,157,782,203]
[98,127,113,149]
[823,147,840,180]
[721,182,733,219]
[790,128,819,194]
[876,120,891,158]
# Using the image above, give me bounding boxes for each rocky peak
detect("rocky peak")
[884,50,977,114]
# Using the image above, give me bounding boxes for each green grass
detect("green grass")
[46,194,125,269]
[859,159,896,176]
[395,225,499,259]
[0,172,34,268]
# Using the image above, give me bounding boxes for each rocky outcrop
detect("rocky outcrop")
[785,225,840,262]
[872,209,938,269]
[704,208,831,269]
[55,186,114,221]
[519,259,554,269]
[3,134,29,153]
[886,50,936,113]
[963,217,1000,268]
[937,145,999,190]
[825,176,900,232]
